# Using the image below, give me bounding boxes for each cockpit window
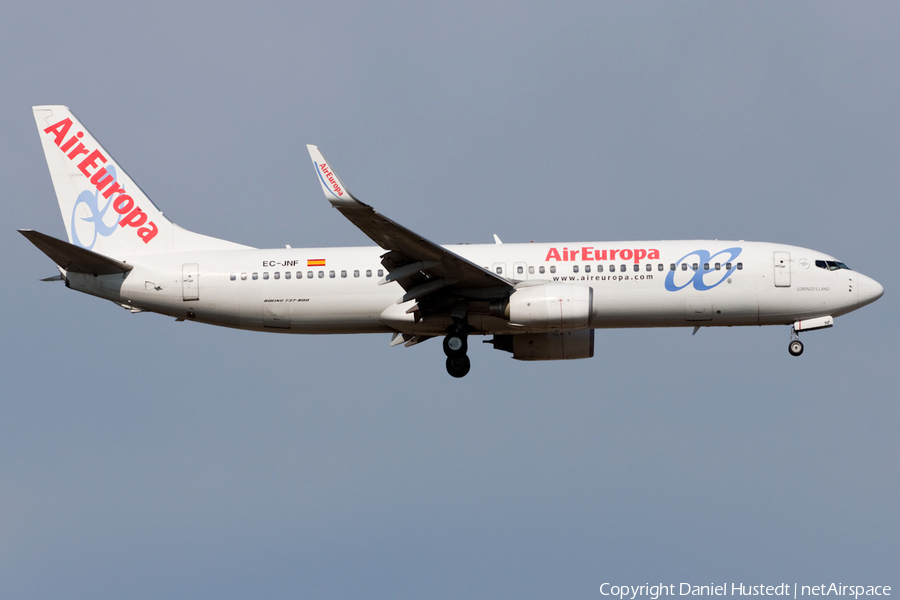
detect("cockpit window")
[816,260,851,271]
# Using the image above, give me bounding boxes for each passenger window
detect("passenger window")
[715,263,721,270]
[354,270,360,278]
[573,265,579,273]
[318,271,324,278]
[230,274,236,281]
[597,265,603,273]
[539,266,545,274]
[658,264,664,271]
[550,266,556,273]
[241,273,247,280]
[736,263,743,270]
[528,266,534,274]
[726,263,732,270]
[646,263,652,272]
[633,264,639,272]
[341,270,347,278]
[692,263,698,271]
[329,271,335,278]
[680,264,687,271]
[496,266,503,274]
[703,263,710,271]
[252,272,258,280]
[517,266,524,275]
[285,271,291,279]
[274,272,280,280]
[620,265,627,272]
[377,269,384,277]
[585,265,591,273]
[366,269,372,277]
[263,272,269,280]
[308,271,313,279]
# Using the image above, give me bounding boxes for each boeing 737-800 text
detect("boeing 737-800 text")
[21,106,884,377]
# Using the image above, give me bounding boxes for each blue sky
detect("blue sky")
[1,2,897,598]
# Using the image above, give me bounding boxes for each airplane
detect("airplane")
[21,106,884,378]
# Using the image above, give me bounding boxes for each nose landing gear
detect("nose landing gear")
[444,323,470,378]
[788,326,804,356]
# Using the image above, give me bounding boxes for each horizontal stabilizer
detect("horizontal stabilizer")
[19,229,133,275]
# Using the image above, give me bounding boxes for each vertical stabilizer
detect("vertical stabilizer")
[32,106,249,257]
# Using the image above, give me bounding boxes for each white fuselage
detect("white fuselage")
[65,240,882,336]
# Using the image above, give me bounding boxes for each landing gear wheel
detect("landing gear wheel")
[788,340,804,357]
[443,334,468,357]
[446,355,471,378]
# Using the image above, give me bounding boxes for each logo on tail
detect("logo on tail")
[71,165,121,250]
[43,118,159,246]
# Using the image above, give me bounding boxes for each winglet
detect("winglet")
[306,145,359,207]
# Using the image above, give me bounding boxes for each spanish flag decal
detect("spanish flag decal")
[307,258,326,267]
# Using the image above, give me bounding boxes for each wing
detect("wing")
[306,146,513,320]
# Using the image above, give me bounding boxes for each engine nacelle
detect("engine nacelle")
[506,283,593,330]
[489,330,595,361]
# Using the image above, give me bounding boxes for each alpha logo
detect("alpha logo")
[71,165,121,250]
[545,246,660,263]
[665,247,742,292]
[42,118,158,244]
[316,162,344,197]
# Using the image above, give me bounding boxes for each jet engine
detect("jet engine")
[499,283,593,330]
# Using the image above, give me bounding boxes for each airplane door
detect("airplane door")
[513,262,528,280]
[774,252,791,287]
[182,263,199,301]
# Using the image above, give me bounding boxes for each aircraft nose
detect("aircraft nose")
[858,273,884,308]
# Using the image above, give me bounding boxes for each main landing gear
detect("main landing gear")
[788,326,804,357]
[444,323,470,378]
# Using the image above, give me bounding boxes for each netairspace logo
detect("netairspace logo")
[599,583,891,600]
